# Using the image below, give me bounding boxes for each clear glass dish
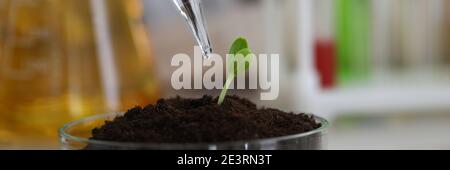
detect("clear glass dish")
[59,112,329,150]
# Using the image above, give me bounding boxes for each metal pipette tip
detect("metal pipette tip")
[172,0,213,59]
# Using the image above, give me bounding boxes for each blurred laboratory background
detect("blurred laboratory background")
[0,0,450,149]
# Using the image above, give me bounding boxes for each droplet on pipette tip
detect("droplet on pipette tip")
[202,47,213,59]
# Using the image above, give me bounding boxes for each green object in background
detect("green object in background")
[335,0,371,85]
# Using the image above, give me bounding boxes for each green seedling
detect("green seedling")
[218,37,254,105]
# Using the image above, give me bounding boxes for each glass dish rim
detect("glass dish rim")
[59,112,330,149]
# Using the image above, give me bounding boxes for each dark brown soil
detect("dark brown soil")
[90,95,321,144]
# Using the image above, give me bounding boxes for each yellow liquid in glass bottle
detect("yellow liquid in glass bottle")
[0,0,159,148]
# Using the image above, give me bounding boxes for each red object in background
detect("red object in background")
[315,40,336,89]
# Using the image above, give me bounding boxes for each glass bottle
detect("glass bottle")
[0,0,160,148]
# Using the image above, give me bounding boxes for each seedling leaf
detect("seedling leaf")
[229,37,248,55]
